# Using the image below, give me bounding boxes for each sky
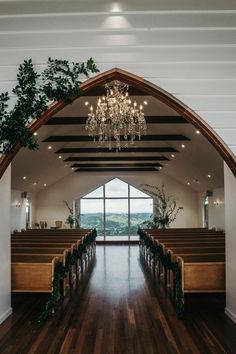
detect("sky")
[80,178,153,214]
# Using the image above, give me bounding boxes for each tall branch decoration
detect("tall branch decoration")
[0,57,99,154]
[141,184,183,228]
[63,200,81,229]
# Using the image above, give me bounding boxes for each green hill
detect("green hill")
[81,212,151,236]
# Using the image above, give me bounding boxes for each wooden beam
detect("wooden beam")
[71,163,163,168]
[64,156,169,162]
[56,147,178,153]
[75,167,159,172]
[45,116,188,125]
[44,134,190,143]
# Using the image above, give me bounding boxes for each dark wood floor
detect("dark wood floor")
[0,245,236,354]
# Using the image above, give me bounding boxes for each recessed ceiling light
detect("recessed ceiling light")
[71,167,75,170]
[159,167,162,170]
[207,174,212,178]
[85,101,89,106]
[48,146,52,150]
[143,100,148,105]
[193,179,200,184]
[181,144,186,148]
[33,181,38,185]
[23,176,27,180]
[33,132,37,136]
[196,130,200,134]
[43,183,47,187]
[171,154,175,158]
[58,155,62,159]
[187,182,190,185]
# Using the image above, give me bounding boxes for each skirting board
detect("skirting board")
[0,307,12,325]
[225,307,236,324]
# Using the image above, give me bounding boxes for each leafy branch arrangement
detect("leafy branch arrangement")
[0,57,99,154]
[141,184,183,228]
[64,200,81,229]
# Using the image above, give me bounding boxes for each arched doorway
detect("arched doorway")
[0,67,236,179]
[1,67,235,328]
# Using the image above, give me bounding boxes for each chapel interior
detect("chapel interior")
[0,1,236,353]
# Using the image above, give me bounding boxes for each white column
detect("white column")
[0,166,12,324]
[224,162,236,324]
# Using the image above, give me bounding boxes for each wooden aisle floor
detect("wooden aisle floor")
[0,245,236,354]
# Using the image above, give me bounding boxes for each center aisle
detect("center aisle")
[0,245,235,353]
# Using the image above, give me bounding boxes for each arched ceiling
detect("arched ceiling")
[11,84,224,193]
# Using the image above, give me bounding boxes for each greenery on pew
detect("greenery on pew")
[138,227,184,319]
[36,229,97,325]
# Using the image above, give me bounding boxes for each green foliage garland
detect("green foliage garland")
[0,57,99,154]
[36,229,97,325]
[138,227,184,318]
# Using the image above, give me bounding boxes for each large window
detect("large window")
[79,178,153,239]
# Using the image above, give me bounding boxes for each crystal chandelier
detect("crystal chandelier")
[85,80,147,151]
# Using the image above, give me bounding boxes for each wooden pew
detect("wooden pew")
[177,254,225,293]
[12,247,70,290]
[11,240,81,282]
[12,232,95,268]
[11,255,59,293]
[11,229,96,290]
[138,228,226,318]
[11,229,97,322]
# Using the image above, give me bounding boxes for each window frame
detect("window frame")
[79,178,153,240]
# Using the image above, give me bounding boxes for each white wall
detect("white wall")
[209,188,225,230]
[224,163,236,324]
[198,188,225,230]
[0,1,236,154]
[30,192,36,227]
[0,167,12,324]
[36,171,199,228]
[10,190,37,231]
[11,189,26,232]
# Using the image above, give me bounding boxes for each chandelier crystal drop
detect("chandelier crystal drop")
[85,80,147,151]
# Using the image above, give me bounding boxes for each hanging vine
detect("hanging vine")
[0,57,99,154]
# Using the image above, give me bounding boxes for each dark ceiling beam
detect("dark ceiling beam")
[71,163,163,168]
[75,167,159,172]
[44,134,190,143]
[64,156,169,162]
[56,147,178,153]
[45,116,188,125]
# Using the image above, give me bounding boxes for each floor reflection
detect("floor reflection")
[90,245,145,300]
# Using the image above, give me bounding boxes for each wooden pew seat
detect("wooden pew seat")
[11,255,59,293]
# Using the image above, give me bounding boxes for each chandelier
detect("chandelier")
[85,80,147,151]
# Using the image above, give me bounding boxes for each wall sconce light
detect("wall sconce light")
[213,200,222,206]
[15,201,21,208]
